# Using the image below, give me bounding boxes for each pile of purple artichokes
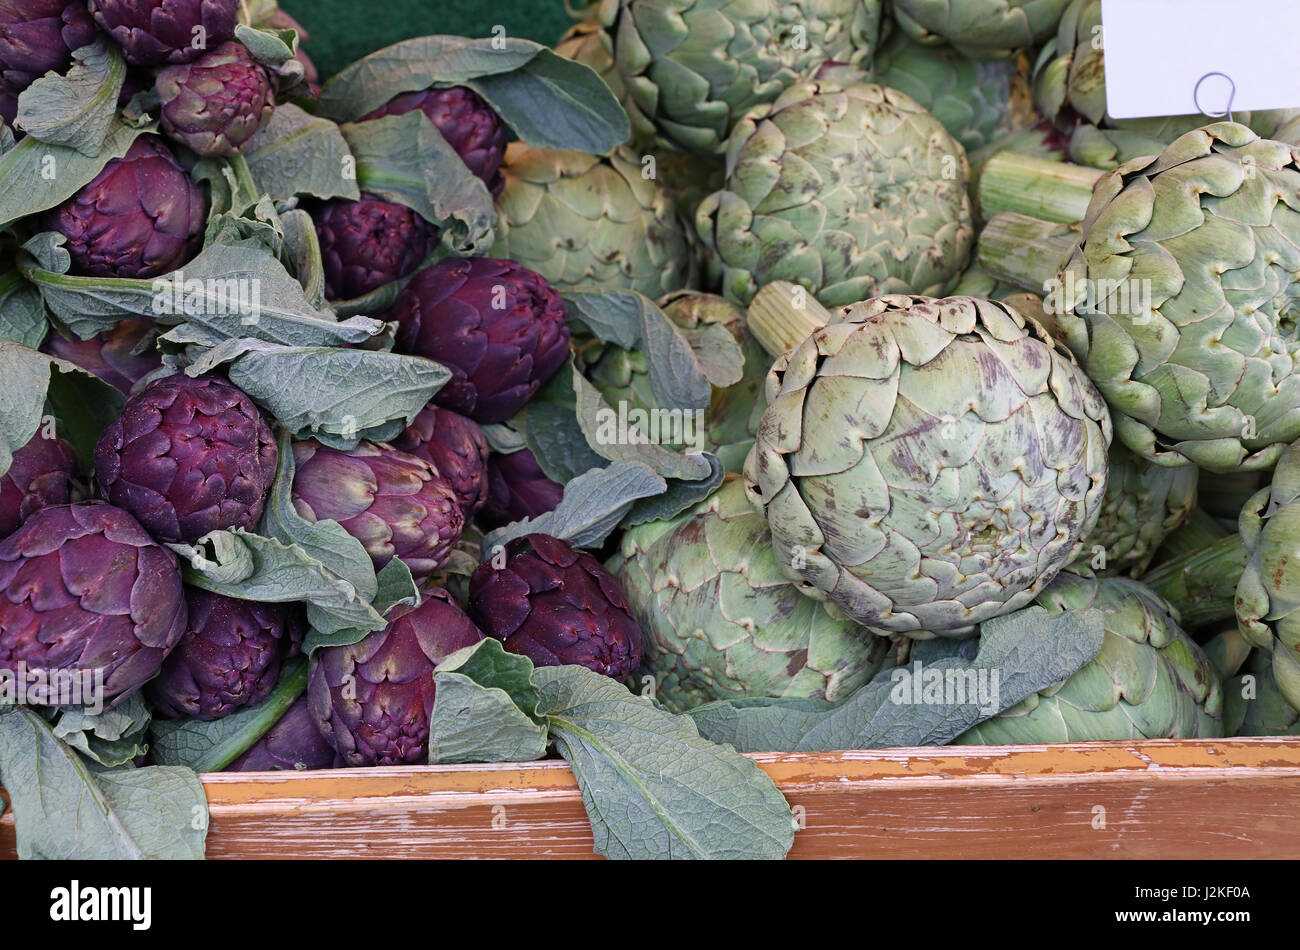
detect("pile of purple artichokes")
[3,0,1295,866]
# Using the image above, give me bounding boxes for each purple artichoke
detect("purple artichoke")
[94,374,278,544]
[226,695,334,772]
[390,258,571,424]
[42,318,163,394]
[363,86,507,193]
[480,448,564,530]
[0,0,97,94]
[42,135,207,279]
[312,196,437,302]
[291,440,464,581]
[0,430,78,540]
[147,589,292,720]
[392,405,490,519]
[308,588,484,766]
[0,502,188,703]
[0,86,17,133]
[156,40,276,157]
[468,534,645,680]
[88,0,238,66]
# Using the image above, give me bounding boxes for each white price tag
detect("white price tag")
[1101,0,1300,120]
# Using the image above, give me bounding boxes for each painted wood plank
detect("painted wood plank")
[4,740,1300,859]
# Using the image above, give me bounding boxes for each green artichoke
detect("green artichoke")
[981,124,1300,473]
[743,285,1112,638]
[1074,446,1197,578]
[609,479,893,712]
[598,0,882,154]
[696,79,975,309]
[1034,0,1300,170]
[955,573,1223,744]
[585,291,769,472]
[891,0,1071,59]
[1224,649,1300,737]
[491,143,697,299]
[871,32,1026,153]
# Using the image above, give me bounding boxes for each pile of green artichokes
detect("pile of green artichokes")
[1,0,1298,864]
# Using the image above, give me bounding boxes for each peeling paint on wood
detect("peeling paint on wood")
[4,739,1300,859]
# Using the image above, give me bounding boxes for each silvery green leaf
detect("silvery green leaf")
[0,342,56,476]
[0,270,48,348]
[243,104,362,203]
[688,608,1106,752]
[0,709,206,859]
[624,454,725,526]
[14,39,125,156]
[482,461,665,553]
[53,695,151,769]
[535,666,795,860]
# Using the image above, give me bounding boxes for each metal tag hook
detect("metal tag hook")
[1194,71,1237,122]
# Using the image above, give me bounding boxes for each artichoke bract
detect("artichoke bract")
[490,144,697,300]
[955,574,1223,744]
[0,0,97,94]
[479,448,565,530]
[469,534,645,680]
[610,479,892,713]
[95,375,279,544]
[156,40,276,157]
[42,319,163,395]
[1074,446,1197,578]
[1225,650,1300,738]
[598,0,882,153]
[743,287,1112,638]
[313,196,437,302]
[0,430,78,540]
[585,292,769,472]
[0,502,188,704]
[147,590,293,720]
[291,440,464,581]
[697,80,975,309]
[88,0,239,66]
[363,86,507,193]
[227,695,336,771]
[392,405,490,520]
[987,124,1300,473]
[309,589,483,767]
[891,0,1071,59]
[872,32,1025,154]
[390,257,571,424]
[554,20,624,102]
[42,136,207,279]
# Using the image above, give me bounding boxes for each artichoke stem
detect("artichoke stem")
[1142,534,1246,630]
[747,281,836,357]
[1151,507,1232,567]
[977,212,1080,296]
[976,150,1103,224]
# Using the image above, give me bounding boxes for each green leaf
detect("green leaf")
[243,104,362,203]
[26,242,383,345]
[687,607,1107,752]
[469,49,629,154]
[482,460,665,553]
[184,337,451,446]
[624,454,725,526]
[0,269,48,348]
[0,709,206,859]
[535,666,795,860]
[14,39,126,156]
[342,112,494,255]
[429,672,549,765]
[151,657,309,772]
[44,360,125,472]
[0,341,55,476]
[0,120,142,228]
[53,694,152,769]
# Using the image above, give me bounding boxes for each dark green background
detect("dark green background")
[280,0,575,81]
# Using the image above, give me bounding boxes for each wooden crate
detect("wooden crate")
[4,738,1300,859]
